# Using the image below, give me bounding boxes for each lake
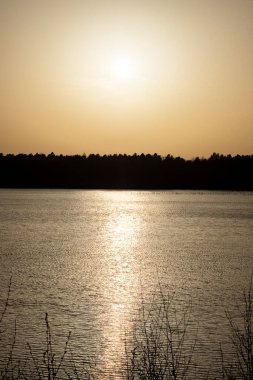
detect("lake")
[0,189,253,378]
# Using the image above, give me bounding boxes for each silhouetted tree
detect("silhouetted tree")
[0,152,252,190]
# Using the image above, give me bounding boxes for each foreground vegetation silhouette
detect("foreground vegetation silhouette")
[0,152,252,190]
[1,279,253,379]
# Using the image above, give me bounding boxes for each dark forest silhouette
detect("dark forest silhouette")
[0,152,252,190]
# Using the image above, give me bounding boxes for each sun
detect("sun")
[110,55,136,82]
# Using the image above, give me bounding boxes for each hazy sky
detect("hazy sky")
[1,0,253,157]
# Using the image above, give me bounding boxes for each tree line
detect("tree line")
[0,152,252,190]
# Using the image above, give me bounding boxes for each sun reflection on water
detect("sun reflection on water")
[98,193,142,376]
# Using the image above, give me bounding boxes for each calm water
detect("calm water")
[0,189,253,377]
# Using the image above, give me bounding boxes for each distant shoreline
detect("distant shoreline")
[1,187,253,192]
[1,152,252,190]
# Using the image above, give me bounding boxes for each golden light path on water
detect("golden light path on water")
[98,192,142,376]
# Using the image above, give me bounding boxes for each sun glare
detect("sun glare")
[110,55,136,82]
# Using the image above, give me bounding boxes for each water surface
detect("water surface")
[0,189,252,377]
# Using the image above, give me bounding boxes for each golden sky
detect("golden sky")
[1,0,253,157]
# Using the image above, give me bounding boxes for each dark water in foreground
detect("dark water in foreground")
[0,189,253,377]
